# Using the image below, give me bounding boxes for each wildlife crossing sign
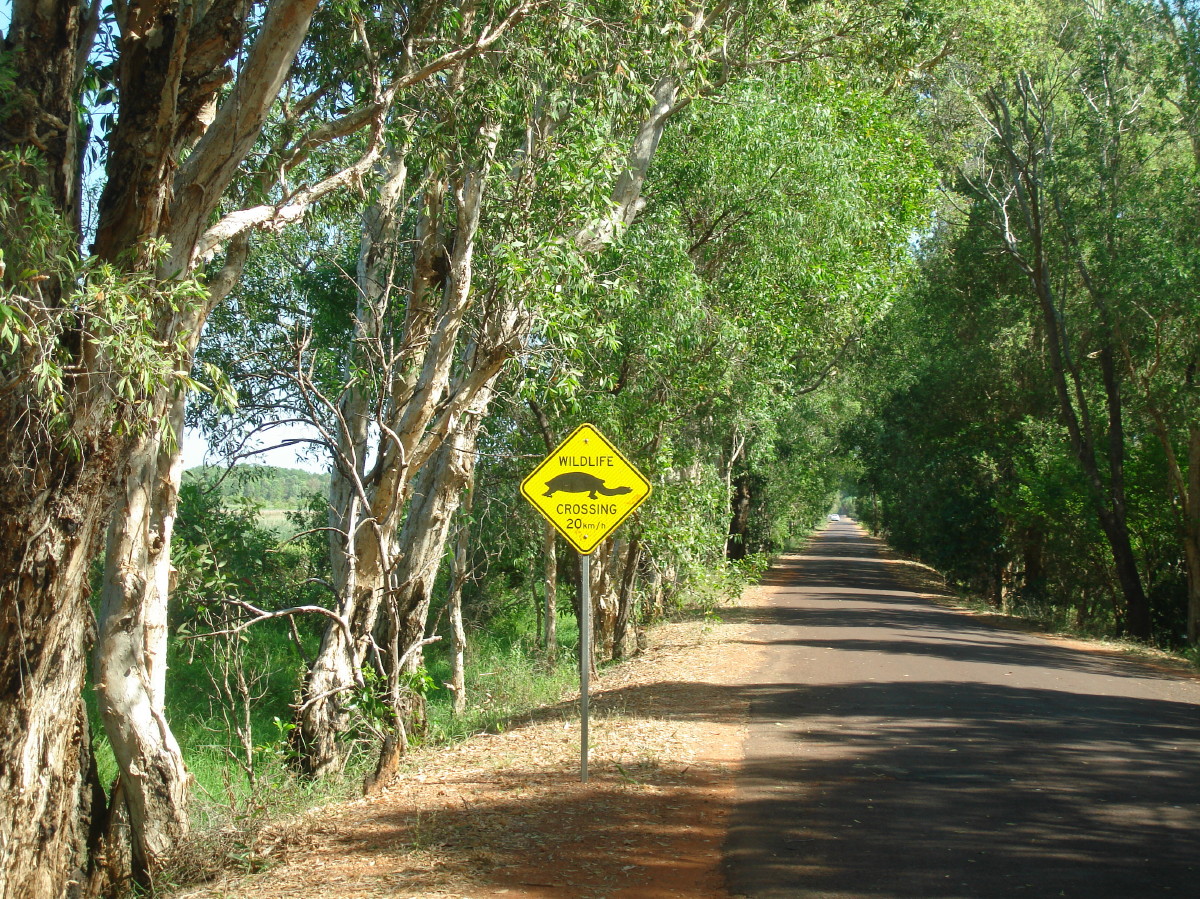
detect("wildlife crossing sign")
[521,423,651,555]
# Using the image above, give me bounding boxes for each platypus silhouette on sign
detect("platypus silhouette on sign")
[542,472,634,500]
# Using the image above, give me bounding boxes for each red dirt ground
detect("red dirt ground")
[175,592,768,899]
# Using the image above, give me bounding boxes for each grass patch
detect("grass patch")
[418,602,582,743]
[256,508,304,540]
[147,600,586,889]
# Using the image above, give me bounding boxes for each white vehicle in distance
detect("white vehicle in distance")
[829,514,840,521]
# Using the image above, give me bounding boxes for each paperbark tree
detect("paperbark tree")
[369,34,719,733]
[296,104,505,772]
[293,0,705,774]
[284,0,567,778]
[92,2,416,884]
[1,1,335,891]
[370,394,491,777]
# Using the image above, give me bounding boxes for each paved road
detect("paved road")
[724,521,1200,898]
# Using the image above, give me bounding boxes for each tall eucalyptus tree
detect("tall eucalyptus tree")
[958,0,1200,639]
[1,2,329,891]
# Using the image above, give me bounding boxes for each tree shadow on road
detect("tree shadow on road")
[723,676,1200,897]
[720,531,1200,897]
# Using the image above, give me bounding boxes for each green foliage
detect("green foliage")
[172,469,329,639]
[847,0,1199,645]
[0,148,208,452]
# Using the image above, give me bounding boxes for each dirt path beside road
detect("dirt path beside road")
[177,598,767,899]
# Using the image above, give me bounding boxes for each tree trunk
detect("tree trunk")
[357,244,523,782]
[297,170,451,775]
[383,403,488,737]
[1044,336,1150,637]
[644,565,664,623]
[527,400,560,665]
[448,582,469,715]
[448,470,476,716]
[593,540,612,659]
[0,0,92,224]
[1187,426,1200,643]
[1097,347,1151,637]
[612,532,642,661]
[95,394,191,887]
[727,473,752,561]
[92,238,247,881]
[575,74,681,252]
[0,435,115,899]
[1020,525,1046,601]
[1139,385,1200,644]
[296,153,418,776]
[0,16,123,887]
[298,476,408,774]
[587,538,620,665]
[543,524,558,666]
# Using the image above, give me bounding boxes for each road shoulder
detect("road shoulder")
[173,596,767,898]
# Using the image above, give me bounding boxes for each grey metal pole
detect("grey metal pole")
[580,550,590,783]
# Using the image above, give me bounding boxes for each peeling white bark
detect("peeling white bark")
[298,125,502,775]
[96,394,192,876]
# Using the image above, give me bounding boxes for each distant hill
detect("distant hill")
[183,464,328,509]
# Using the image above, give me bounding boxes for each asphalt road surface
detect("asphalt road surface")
[724,520,1200,898]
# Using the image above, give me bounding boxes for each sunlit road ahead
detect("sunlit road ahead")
[724,521,1200,898]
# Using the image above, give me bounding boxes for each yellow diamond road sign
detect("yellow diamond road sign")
[521,423,651,555]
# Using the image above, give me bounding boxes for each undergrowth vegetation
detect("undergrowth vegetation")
[90,469,781,890]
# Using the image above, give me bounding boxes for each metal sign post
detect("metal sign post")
[580,551,590,782]
[520,423,650,784]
